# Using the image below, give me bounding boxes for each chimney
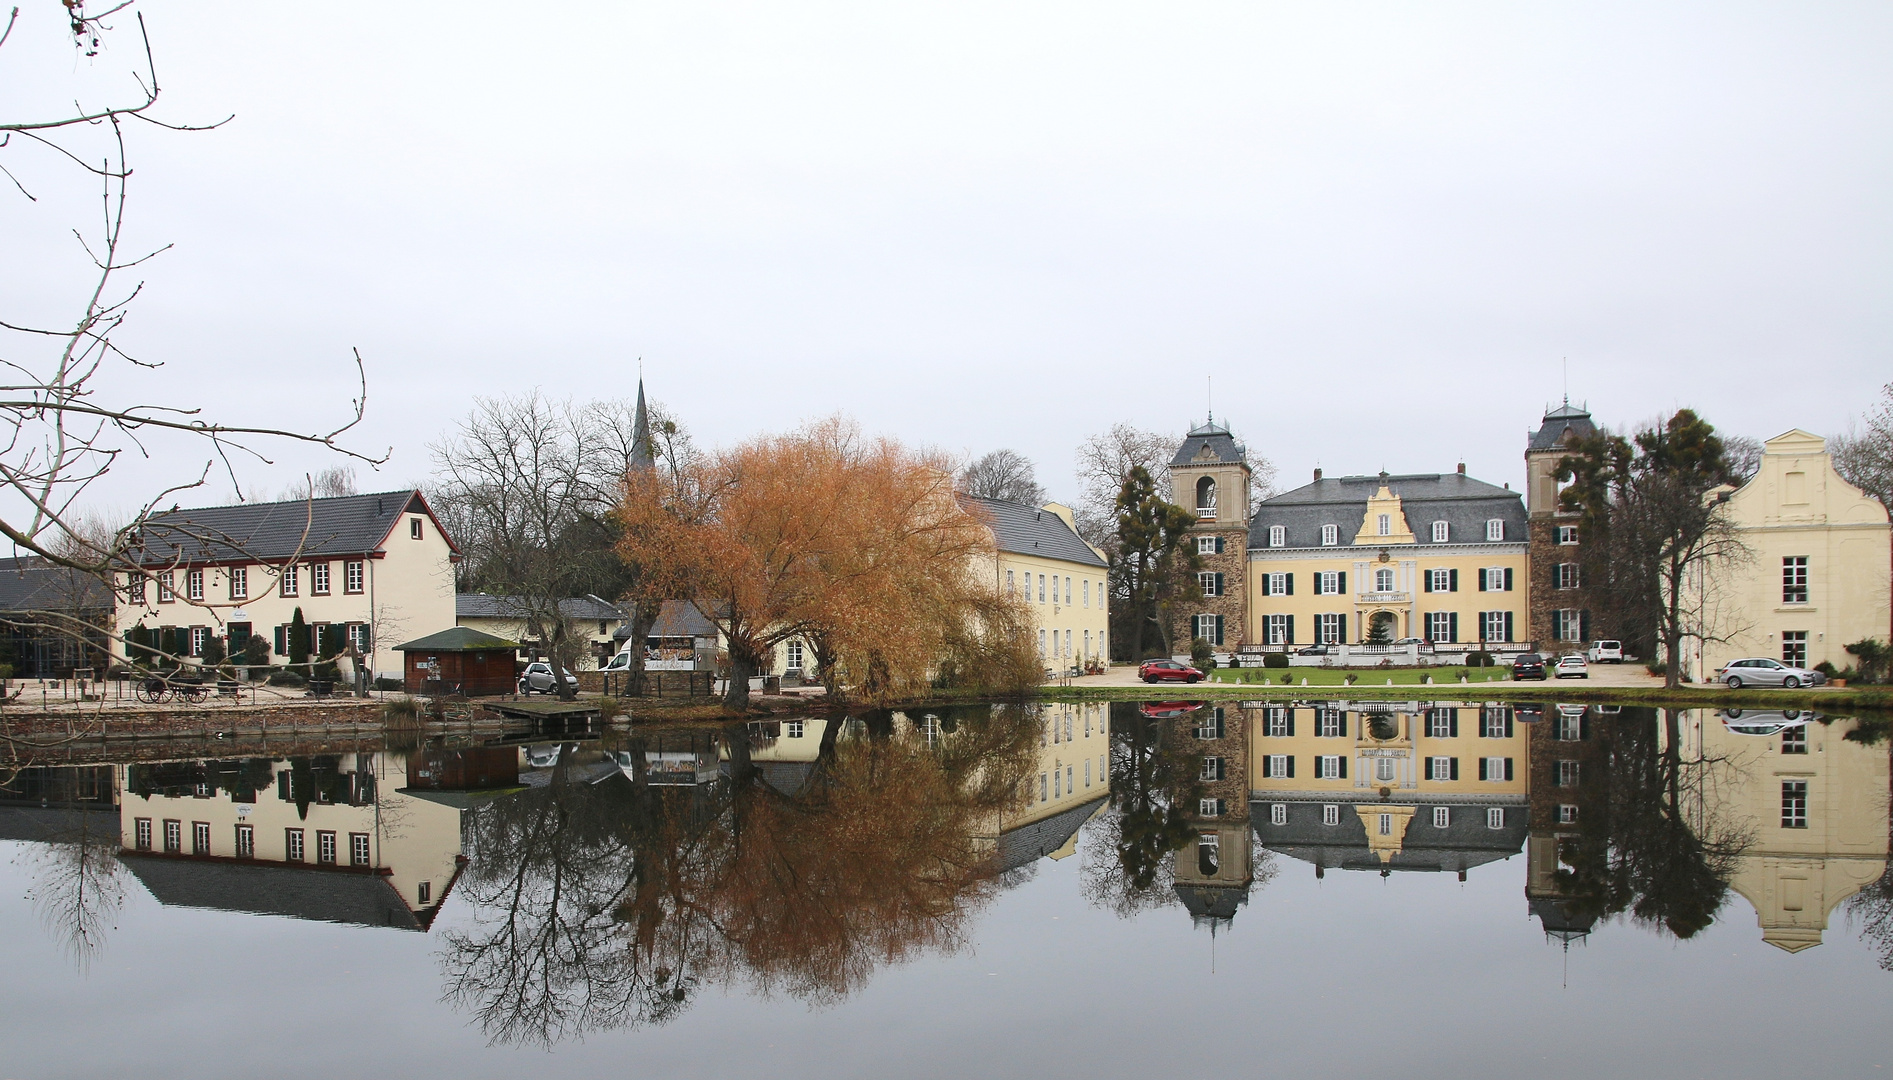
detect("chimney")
[1313,468,1323,481]
[1456,462,1466,475]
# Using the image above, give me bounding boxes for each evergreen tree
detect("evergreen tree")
[1109,466,1200,659]
[288,608,310,667]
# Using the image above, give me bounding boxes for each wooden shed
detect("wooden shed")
[394,627,519,696]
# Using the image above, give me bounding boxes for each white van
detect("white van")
[1586,640,1624,664]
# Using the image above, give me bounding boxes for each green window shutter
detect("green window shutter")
[1505,710,1514,738]
[1285,755,1295,778]
[1580,609,1591,642]
[274,626,287,655]
[1261,575,1271,597]
[1448,612,1458,643]
[1422,572,1432,593]
[1448,569,1458,592]
[1448,709,1459,737]
[1504,567,1514,591]
[1261,756,1271,778]
[1214,614,1224,646]
[1477,568,1487,592]
[1338,756,1347,779]
[1337,571,1346,593]
[1478,757,1488,780]
[1215,536,1225,554]
[1214,572,1225,596]
[1286,710,1296,737]
[1503,611,1514,642]
[1284,573,1294,596]
[1285,615,1295,645]
[1338,614,1347,642]
[1504,758,1515,781]
[1449,757,1459,780]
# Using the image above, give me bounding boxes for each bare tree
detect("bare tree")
[1833,383,1893,642]
[957,449,1047,506]
[0,4,382,673]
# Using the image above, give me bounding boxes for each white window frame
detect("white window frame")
[1557,525,1579,545]
[1482,756,1509,782]
[1377,514,1391,536]
[1486,519,1504,541]
[1264,613,1287,646]
[1432,806,1450,828]
[1199,798,1223,817]
[229,566,247,601]
[1782,556,1808,604]
[1556,563,1580,590]
[1482,610,1508,642]
[1427,756,1452,781]
[1321,524,1338,546]
[1322,804,1340,826]
[186,568,204,601]
[1317,754,1342,779]
[311,562,331,595]
[1265,708,1289,738]
[1374,567,1394,592]
[1782,630,1808,667]
[280,564,298,597]
[344,560,365,593]
[1270,804,1287,826]
[1198,571,1220,597]
[1431,520,1448,542]
[1197,536,1217,555]
[1428,568,1449,592]
[1426,611,1452,641]
[1317,613,1342,645]
[1269,525,1285,547]
[1558,805,1578,824]
[1317,571,1339,595]
[1486,807,1505,830]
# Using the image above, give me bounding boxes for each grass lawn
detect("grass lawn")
[1208,666,1512,687]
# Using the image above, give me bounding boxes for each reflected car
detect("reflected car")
[1511,653,1547,680]
[1554,654,1589,679]
[518,661,579,695]
[1716,657,1827,689]
[1719,708,1818,736]
[1138,701,1200,719]
[524,744,563,768]
[1138,659,1203,683]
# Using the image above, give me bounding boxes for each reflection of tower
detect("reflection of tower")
[1525,400,1597,648]
[1526,705,1601,947]
[1169,704,1254,930]
[1168,419,1253,652]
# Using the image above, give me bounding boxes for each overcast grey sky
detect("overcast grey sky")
[7,1,1890,514]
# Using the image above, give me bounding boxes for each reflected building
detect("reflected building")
[1169,703,1253,929]
[1524,704,1613,944]
[1251,701,1530,878]
[116,750,488,931]
[1686,710,1890,952]
[981,702,1110,873]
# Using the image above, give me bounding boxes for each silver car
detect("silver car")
[1717,657,1826,689]
[518,661,579,695]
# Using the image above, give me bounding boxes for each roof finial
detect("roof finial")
[1562,357,1569,406]
[1206,375,1213,425]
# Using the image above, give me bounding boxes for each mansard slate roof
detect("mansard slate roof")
[122,855,424,930]
[130,490,456,565]
[964,497,1106,568]
[1248,472,1527,550]
[1528,402,1597,451]
[457,593,625,622]
[1169,419,1246,467]
[0,556,113,614]
[1249,797,1530,874]
[996,795,1107,873]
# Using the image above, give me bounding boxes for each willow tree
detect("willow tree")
[617,417,1008,710]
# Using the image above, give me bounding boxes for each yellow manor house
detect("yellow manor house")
[963,496,1110,671]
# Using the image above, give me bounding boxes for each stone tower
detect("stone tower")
[1169,419,1252,652]
[1525,401,1597,648]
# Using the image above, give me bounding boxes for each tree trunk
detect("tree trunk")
[623,600,659,697]
[723,641,757,711]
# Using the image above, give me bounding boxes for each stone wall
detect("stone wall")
[1173,527,1250,653]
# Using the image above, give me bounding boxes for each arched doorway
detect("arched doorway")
[1366,610,1397,644]
[1195,475,1217,515]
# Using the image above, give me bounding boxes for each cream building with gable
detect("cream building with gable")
[964,496,1110,670]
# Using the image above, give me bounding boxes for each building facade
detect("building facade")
[965,497,1111,670]
[456,592,627,669]
[1168,420,1253,650]
[1691,430,1892,678]
[113,490,459,682]
[1246,469,1531,651]
[1525,402,1603,649]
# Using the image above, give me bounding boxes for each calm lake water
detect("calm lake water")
[2,701,1890,1079]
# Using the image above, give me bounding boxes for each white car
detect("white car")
[1586,640,1625,664]
[1717,658,1827,689]
[518,661,579,695]
[1554,654,1589,679]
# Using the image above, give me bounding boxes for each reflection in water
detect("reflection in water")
[0,699,1887,1054]
[440,705,1049,1046]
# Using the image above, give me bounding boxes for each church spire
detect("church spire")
[630,376,654,472]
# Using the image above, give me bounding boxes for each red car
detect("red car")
[1138,659,1204,684]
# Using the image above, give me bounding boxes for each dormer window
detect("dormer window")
[1377,514,1391,536]
[1432,521,1448,542]
[1486,519,1504,541]
[1268,525,1285,547]
[1321,524,1337,546]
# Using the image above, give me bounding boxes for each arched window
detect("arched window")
[1375,568,1394,591]
[1196,476,1217,512]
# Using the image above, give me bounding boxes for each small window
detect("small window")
[281,564,299,597]
[1265,708,1289,738]
[1270,804,1287,826]
[1316,709,1343,738]
[1321,524,1338,546]
[1558,805,1578,824]
[1782,631,1808,667]
[1486,519,1504,541]
[1197,536,1217,555]
[1556,563,1580,589]
[1432,806,1450,828]
[235,824,254,858]
[193,821,211,855]
[317,830,338,865]
[1322,805,1340,826]
[286,828,305,861]
[1198,571,1220,597]
[1432,521,1448,542]
[1428,568,1450,593]
[1781,781,1808,828]
[1428,756,1453,781]
[229,566,248,601]
[1780,727,1807,754]
[1038,574,1046,602]
[418,881,432,904]
[189,626,209,657]
[1377,514,1391,536]
[344,560,365,594]
[410,517,424,540]
[1375,757,1395,783]
[1377,813,1393,836]
[157,571,175,602]
[1782,556,1808,604]
[1557,525,1579,545]
[163,819,181,853]
[311,563,331,595]
[1375,568,1394,592]
[1425,709,1456,738]
[1006,569,1014,592]
[350,832,371,866]
[1269,525,1285,547]
[785,718,806,739]
[1555,760,1580,787]
[187,569,205,601]
[1486,807,1505,829]
[135,818,152,851]
[1201,756,1225,782]
[1199,798,1224,817]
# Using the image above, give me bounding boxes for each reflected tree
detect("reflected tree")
[22,810,127,971]
[1081,702,1204,917]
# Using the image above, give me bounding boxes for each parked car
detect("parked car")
[1554,654,1589,679]
[1511,653,1547,680]
[1716,657,1827,689]
[1296,645,1330,656]
[1138,659,1203,684]
[1719,709,1818,736]
[518,661,579,695]
[1586,640,1625,664]
[1391,637,1425,648]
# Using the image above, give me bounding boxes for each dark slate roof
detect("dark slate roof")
[995,795,1106,872]
[0,557,113,614]
[0,805,119,843]
[964,497,1106,568]
[1169,420,1246,467]
[394,626,519,652]
[613,600,724,642]
[1530,896,1599,941]
[457,593,625,622]
[1528,402,1598,452]
[1250,796,1529,875]
[1249,472,1527,550]
[130,490,455,565]
[122,855,423,930]
[1174,882,1249,926]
